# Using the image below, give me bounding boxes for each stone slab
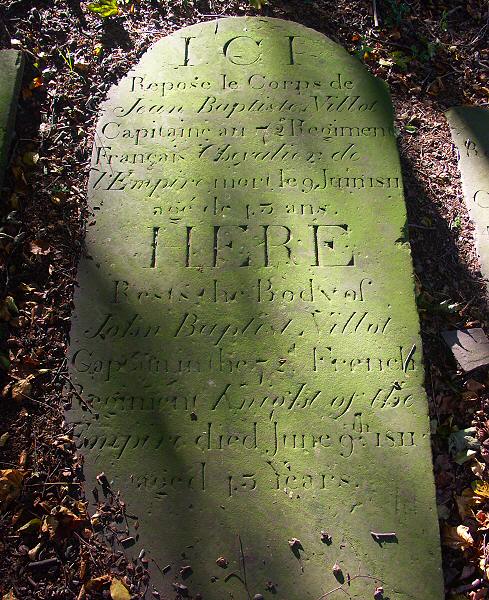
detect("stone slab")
[0,50,24,189]
[442,327,489,372]
[446,106,489,282]
[67,17,443,600]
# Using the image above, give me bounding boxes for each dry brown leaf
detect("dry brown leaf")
[18,451,27,468]
[76,585,86,600]
[466,379,485,393]
[79,555,87,580]
[475,510,489,528]
[28,542,42,560]
[0,469,25,510]
[2,591,18,600]
[110,578,130,600]
[456,487,483,519]
[441,523,474,550]
[471,458,486,479]
[42,506,87,540]
[29,240,50,255]
[85,575,112,593]
[11,375,35,402]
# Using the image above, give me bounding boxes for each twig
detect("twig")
[27,557,60,569]
[316,575,383,600]
[238,534,251,600]
[372,0,379,27]
[452,579,484,594]
[371,531,397,540]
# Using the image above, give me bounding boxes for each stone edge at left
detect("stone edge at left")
[0,49,24,190]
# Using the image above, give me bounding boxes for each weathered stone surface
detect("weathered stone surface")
[68,17,443,599]
[442,328,489,372]
[447,106,489,281]
[0,50,24,189]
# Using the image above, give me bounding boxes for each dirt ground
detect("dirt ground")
[0,0,488,598]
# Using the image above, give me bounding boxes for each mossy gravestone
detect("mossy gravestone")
[447,107,489,282]
[0,50,24,189]
[68,17,443,599]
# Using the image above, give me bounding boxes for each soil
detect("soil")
[0,0,488,598]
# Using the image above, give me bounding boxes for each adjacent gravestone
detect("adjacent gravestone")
[0,50,24,189]
[447,106,489,282]
[68,17,443,599]
[442,328,489,372]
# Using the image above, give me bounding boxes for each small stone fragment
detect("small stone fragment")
[216,556,229,568]
[332,562,342,578]
[180,565,192,577]
[172,582,188,596]
[320,531,332,544]
[120,536,135,548]
[96,472,109,486]
[254,595,264,600]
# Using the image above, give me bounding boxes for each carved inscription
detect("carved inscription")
[68,17,443,600]
[447,106,489,283]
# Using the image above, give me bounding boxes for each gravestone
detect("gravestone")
[68,17,443,599]
[0,50,24,189]
[447,106,489,282]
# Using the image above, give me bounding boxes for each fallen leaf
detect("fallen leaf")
[476,510,489,528]
[2,591,18,600]
[17,518,41,533]
[441,524,474,550]
[0,470,24,510]
[30,77,43,89]
[87,0,119,17]
[250,0,268,8]
[29,240,51,255]
[28,542,42,560]
[18,451,27,467]
[449,427,480,458]
[471,458,486,479]
[110,578,130,600]
[0,433,9,447]
[472,480,489,498]
[11,375,35,402]
[456,488,483,519]
[42,506,88,540]
[467,379,485,393]
[85,575,112,592]
[22,151,39,166]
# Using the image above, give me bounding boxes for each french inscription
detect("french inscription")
[68,17,443,600]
